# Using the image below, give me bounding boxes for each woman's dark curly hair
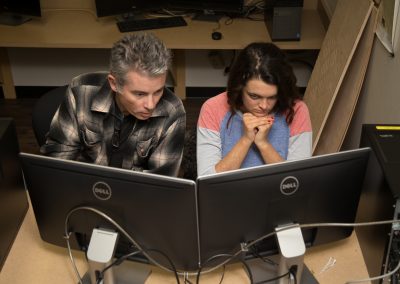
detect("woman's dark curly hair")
[227,42,301,124]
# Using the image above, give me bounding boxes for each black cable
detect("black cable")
[145,248,181,284]
[218,265,226,284]
[185,278,194,284]
[196,254,254,284]
[249,245,277,267]
[254,271,290,284]
[96,250,142,284]
[239,258,254,284]
[95,247,180,284]
[289,265,298,284]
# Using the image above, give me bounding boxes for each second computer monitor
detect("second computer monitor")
[20,153,199,272]
[196,148,370,266]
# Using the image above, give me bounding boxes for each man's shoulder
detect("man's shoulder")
[159,88,185,116]
[70,71,109,88]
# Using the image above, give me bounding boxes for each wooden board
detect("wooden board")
[0,48,16,99]
[314,6,379,155]
[303,0,374,152]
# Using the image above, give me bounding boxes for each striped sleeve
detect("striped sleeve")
[287,100,312,160]
[196,93,229,176]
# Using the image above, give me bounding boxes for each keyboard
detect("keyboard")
[117,16,187,33]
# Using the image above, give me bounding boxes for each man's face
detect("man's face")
[242,78,278,117]
[108,70,167,120]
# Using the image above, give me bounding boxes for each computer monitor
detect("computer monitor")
[94,0,164,17]
[19,153,199,273]
[0,0,41,26]
[169,0,244,20]
[169,0,243,14]
[0,118,29,271]
[196,148,370,277]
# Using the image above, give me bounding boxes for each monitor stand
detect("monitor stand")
[247,224,318,284]
[247,257,318,284]
[81,228,152,284]
[81,261,152,284]
[0,12,32,26]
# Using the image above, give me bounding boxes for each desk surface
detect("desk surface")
[0,203,371,284]
[0,10,325,50]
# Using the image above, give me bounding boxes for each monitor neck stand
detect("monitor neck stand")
[81,228,151,284]
[248,224,319,284]
[0,12,32,26]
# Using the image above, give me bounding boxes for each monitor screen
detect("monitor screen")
[19,153,199,272]
[169,0,244,14]
[196,148,371,266]
[94,0,164,17]
[0,0,41,17]
[0,0,41,26]
[0,118,28,271]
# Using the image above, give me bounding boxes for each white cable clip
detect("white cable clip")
[319,256,336,274]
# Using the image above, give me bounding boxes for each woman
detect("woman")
[197,42,312,176]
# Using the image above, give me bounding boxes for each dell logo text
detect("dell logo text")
[92,181,112,200]
[280,176,299,195]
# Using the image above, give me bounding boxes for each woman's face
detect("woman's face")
[241,78,278,117]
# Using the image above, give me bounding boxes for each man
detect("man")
[41,33,186,177]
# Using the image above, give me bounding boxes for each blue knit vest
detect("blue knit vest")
[221,111,289,169]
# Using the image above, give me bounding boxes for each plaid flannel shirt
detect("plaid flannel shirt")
[40,71,186,177]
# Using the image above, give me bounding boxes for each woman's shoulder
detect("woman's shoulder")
[198,92,230,131]
[203,92,229,107]
[293,99,309,113]
[288,100,312,135]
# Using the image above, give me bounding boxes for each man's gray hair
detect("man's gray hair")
[110,32,171,89]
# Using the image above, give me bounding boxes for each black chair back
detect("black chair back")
[32,86,67,146]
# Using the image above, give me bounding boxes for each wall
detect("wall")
[342,34,400,149]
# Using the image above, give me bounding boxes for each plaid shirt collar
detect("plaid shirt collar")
[89,80,170,118]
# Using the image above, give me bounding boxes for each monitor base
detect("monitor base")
[0,12,32,26]
[81,260,152,284]
[247,257,318,284]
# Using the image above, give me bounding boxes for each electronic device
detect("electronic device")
[169,0,243,14]
[19,153,200,274]
[0,0,41,26]
[169,0,244,20]
[20,147,372,281]
[94,0,164,18]
[0,118,29,271]
[197,148,370,281]
[356,124,400,282]
[264,0,303,41]
[117,16,187,33]
[211,31,222,40]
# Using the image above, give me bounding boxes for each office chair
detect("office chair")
[32,85,67,147]
[181,127,197,180]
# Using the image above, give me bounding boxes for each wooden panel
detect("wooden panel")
[314,7,379,155]
[170,50,186,99]
[0,48,16,99]
[303,0,373,152]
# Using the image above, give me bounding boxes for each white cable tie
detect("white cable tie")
[319,257,337,274]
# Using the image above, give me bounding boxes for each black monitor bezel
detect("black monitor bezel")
[19,153,200,272]
[94,0,165,18]
[196,148,371,266]
[0,0,41,17]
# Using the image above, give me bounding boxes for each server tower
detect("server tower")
[356,124,400,283]
[264,0,304,41]
[0,118,29,270]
